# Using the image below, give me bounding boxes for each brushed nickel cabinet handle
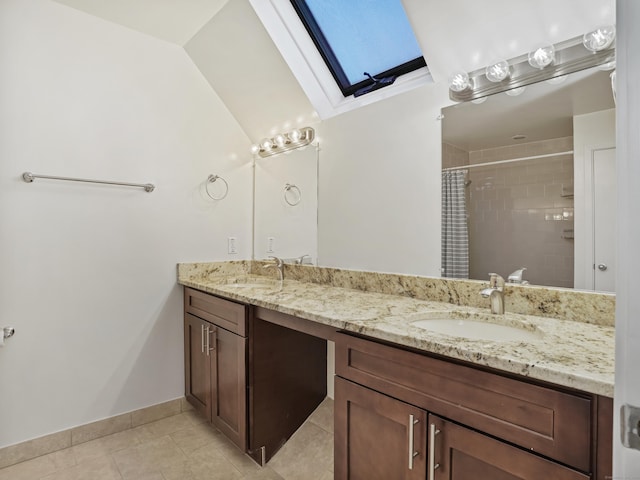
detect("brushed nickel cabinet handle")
[429,423,441,478]
[209,327,216,353]
[408,414,419,470]
[200,324,205,354]
[205,326,210,356]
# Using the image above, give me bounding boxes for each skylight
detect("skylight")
[290,0,426,97]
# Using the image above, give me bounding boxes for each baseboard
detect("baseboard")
[0,397,193,469]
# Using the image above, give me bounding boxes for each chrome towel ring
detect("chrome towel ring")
[284,183,301,206]
[206,174,229,200]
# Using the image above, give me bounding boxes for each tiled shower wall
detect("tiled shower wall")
[443,138,574,288]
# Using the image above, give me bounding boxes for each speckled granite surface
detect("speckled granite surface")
[177,261,615,397]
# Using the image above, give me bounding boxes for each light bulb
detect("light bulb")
[260,138,273,151]
[274,134,286,148]
[528,45,555,69]
[289,129,302,142]
[449,72,472,92]
[583,25,615,52]
[250,144,260,155]
[485,60,510,82]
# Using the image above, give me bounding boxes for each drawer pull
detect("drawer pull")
[429,423,440,478]
[408,414,420,470]
[200,324,205,354]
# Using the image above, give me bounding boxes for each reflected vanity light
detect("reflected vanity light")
[251,127,315,158]
[485,60,510,82]
[448,27,616,102]
[528,44,555,69]
[583,26,616,52]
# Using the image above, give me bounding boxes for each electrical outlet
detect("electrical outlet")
[267,237,275,253]
[228,237,238,255]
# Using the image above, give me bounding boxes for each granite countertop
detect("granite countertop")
[178,266,615,398]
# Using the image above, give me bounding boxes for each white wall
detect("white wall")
[254,147,318,263]
[573,109,616,290]
[0,0,253,448]
[614,0,640,474]
[317,82,450,276]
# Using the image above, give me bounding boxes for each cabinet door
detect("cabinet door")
[335,377,427,480]
[184,313,212,422]
[429,415,589,480]
[210,325,247,451]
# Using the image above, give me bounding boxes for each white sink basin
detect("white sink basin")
[411,315,542,342]
[223,283,274,289]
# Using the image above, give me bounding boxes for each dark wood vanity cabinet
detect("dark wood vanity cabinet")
[184,288,330,464]
[184,288,247,451]
[335,332,612,480]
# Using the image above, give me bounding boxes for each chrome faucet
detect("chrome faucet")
[294,254,311,265]
[263,256,284,283]
[480,273,505,314]
[507,267,529,285]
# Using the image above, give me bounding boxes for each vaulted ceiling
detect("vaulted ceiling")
[51,0,616,142]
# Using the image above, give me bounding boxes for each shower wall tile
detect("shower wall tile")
[467,137,574,288]
[442,143,469,169]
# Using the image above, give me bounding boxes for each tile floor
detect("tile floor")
[0,398,334,480]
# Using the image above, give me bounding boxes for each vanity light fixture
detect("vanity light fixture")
[251,127,315,158]
[448,28,615,102]
[583,25,616,52]
[505,86,526,97]
[485,60,510,82]
[528,44,555,69]
[448,72,473,92]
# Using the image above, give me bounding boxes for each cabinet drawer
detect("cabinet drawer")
[184,287,247,336]
[335,332,592,471]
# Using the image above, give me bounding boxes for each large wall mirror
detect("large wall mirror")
[253,146,319,264]
[441,65,616,292]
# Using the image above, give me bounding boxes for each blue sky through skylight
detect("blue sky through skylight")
[303,0,424,85]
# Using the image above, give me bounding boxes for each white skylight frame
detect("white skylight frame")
[248,0,433,120]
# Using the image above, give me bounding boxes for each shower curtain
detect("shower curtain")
[441,170,469,278]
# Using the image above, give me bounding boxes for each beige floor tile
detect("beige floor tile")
[40,456,123,480]
[71,429,141,464]
[239,466,286,480]
[43,448,77,471]
[169,422,224,455]
[0,454,57,480]
[307,397,334,434]
[188,443,243,480]
[268,422,333,480]
[214,436,262,476]
[182,409,209,426]
[133,413,195,442]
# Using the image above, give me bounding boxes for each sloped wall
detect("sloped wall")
[0,0,252,448]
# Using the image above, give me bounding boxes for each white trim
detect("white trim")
[248,0,433,120]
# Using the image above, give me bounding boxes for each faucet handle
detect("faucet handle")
[488,273,505,289]
[507,267,527,284]
[266,256,283,267]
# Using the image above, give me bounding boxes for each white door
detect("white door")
[593,147,616,292]
[615,1,640,475]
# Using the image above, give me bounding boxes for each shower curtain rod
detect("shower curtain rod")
[442,150,573,172]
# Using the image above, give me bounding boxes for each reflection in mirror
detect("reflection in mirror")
[253,146,318,264]
[442,66,616,291]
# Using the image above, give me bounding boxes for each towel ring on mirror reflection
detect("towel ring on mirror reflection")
[206,174,229,200]
[284,183,301,206]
